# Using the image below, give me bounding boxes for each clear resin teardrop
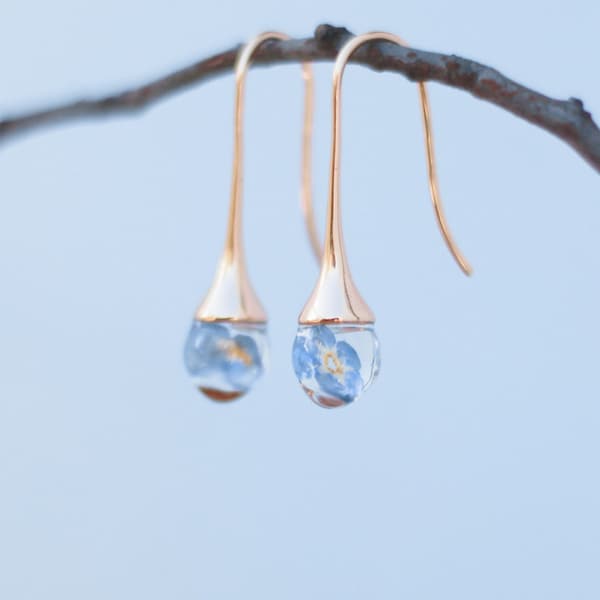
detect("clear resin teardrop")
[184,321,268,401]
[292,324,380,408]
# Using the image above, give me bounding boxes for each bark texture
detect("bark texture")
[1,24,599,173]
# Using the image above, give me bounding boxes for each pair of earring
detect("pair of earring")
[183,31,472,408]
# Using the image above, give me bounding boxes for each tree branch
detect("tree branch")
[1,24,599,173]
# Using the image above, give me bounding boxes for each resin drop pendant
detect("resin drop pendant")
[292,324,380,408]
[184,321,268,402]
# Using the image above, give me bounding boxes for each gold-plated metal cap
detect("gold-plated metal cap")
[298,254,376,324]
[194,253,267,323]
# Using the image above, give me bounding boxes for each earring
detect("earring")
[292,32,472,409]
[184,32,317,401]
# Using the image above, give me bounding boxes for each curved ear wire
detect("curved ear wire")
[419,76,472,275]
[332,32,472,276]
[231,33,321,262]
[299,31,472,325]
[196,32,318,323]
[300,65,321,261]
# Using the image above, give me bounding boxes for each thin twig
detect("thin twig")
[1,24,599,173]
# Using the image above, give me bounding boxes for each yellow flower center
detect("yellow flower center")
[322,350,344,376]
[217,339,253,366]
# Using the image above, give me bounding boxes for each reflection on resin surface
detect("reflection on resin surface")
[184,321,267,401]
[292,324,380,408]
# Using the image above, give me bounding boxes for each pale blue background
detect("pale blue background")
[1,1,599,598]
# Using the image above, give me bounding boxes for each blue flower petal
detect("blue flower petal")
[199,322,230,339]
[184,322,231,374]
[226,361,261,391]
[305,325,336,352]
[314,370,346,399]
[342,368,363,399]
[317,370,357,402]
[292,335,314,380]
[232,334,262,368]
[312,333,364,403]
[335,340,362,372]
[224,334,263,390]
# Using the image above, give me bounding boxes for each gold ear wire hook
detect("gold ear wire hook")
[418,81,472,275]
[299,31,472,325]
[300,66,321,261]
[228,33,319,262]
[333,32,471,276]
[195,32,318,323]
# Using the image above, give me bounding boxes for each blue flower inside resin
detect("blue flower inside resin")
[184,321,267,401]
[292,324,380,408]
